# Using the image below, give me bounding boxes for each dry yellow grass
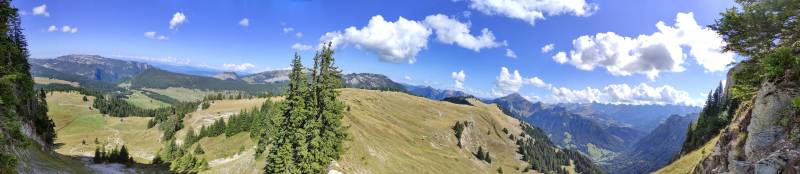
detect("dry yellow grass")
[34,76,79,87]
[333,89,531,174]
[174,97,268,145]
[48,88,545,173]
[47,91,163,163]
[652,135,720,174]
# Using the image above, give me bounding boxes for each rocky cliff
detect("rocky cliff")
[694,67,800,173]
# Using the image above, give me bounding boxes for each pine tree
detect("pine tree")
[266,53,309,174]
[311,42,347,171]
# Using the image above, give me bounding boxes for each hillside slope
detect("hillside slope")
[334,89,526,173]
[606,114,698,174]
[45,88,603,173]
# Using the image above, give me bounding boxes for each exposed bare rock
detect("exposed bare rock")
[694,79,800,174]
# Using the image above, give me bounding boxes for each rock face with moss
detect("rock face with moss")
[695,71,800,173]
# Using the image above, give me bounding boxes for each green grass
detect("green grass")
[125,90,170,109]
[197,133,254,160]
[143,87,218,102]
[653,135,720,174]
[586,143,616,162]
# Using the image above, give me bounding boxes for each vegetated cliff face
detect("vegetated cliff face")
[695,68,800,173]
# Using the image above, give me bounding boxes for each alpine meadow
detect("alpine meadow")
[2,0,800,174]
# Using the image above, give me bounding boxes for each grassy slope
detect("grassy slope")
[334,89,529,174]
[13,137,94,173]
[33,76,80,87]
[47,91,162,163]
[652,135,720,174]
[47,88,547,174]
[125,90,170,109]
[143,87,218,102]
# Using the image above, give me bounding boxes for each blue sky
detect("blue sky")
[14,0,738,105]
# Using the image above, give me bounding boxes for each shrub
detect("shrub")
[731,60,763,101]
[761,47,799,80]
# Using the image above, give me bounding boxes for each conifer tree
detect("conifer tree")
[266,53,308,174]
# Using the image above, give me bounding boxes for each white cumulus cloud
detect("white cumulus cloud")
[465,0,597,26]
[541,43,554,53]
[61,26,78,33]
[547,83,700,106]
[47,25,57,32]
[223,63,256,72]
[451,70,466,89]
[144,31,167,40]
[320,15,432,64]
[423,14,501,51]
[559,12,735,80]
[169,12,187,30]
[33,4,49,17]
[552,51,568,63]
[295,32,303,38]
[239,18,250,27]
[491,67,524,96]
[291,43,312,51]
[506,48,517,58]
[282,27,294,34]
[144,31,157,39]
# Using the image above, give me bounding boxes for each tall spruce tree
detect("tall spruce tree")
[265,43,347,173]
[266,54,308,174]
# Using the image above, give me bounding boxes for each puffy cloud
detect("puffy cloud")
[451,70,466,89]
[61,26,78,33]
[541,43,554,53]
[238,18,249,27]
[321,14,511,64]
[33,4,49,17]
[551,86,603,103]
[559,12,734,79]
[602,83,697,105]
[526,76,550,88]
[547,83,700,106]
[491,67,524,96]
[320,15,432,64]
[423,14,501,51]
[465,0,597,26]
[295,32,303,38]
[169,12,187,30]
[144,31,168,40]
[144,31,157,39]
[404,75,413,81]
[282,27,294,34]
[552,51,567,63]
[491,67,553,96]
[505,48,517,58]
[47,25,57,32]
[223,63,256,72]
[291,43,312,51]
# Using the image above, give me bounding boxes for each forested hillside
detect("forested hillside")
[0,1,62,172]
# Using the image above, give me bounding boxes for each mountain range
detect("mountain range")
[29,54,705,173]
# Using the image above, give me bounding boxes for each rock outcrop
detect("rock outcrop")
[694,75,800,173]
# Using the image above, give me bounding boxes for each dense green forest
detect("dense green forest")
[681,0,800,154]
[0,1,56,172]
[516,123,604,174]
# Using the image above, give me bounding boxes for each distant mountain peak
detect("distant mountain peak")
[214,71,240,81]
